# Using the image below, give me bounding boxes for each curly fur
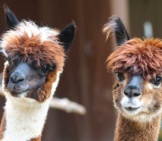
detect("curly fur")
[107,38,162,80]
[1,20,65,72]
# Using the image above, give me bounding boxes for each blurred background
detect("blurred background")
[0,0,162,141]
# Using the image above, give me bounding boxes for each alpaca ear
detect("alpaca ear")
[4,5,19,29]
[103,16,130,46]
[58,23,76,51]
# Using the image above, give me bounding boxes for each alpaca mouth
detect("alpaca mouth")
[124,107,140,111]
[7,82,29,95]
[12,89,29,95]
[10,90,29,98]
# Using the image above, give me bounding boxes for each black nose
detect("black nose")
[124,85,141,98]
[10,72,25,84]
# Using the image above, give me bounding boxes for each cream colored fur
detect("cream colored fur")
[1,62,61,141]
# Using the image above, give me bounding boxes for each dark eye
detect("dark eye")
[40,65,50,74]
[8,60,16,70]
[116,73,124,82]
[151,76,161,86]
[38,64,56,76]
[8,60,14,66]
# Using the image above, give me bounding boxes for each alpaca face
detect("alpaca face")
[6,62,49,97]
[0,7,76,102]
[104,16,162,122]
[113,72,162,122]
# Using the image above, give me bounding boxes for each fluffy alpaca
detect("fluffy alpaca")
[103,16,162,141]
[0,7,76,141]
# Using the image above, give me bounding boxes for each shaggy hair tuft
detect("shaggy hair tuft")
[1,20,65,71]
[107,38,162,80]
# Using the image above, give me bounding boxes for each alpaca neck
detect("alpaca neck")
[114,114,161,141]
[1,97,51,141]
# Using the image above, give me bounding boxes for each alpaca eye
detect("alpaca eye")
[8,61,12,65]
[37,65,50,76]
[37,64,55,76]
[116,73,124,82]
[151,76,161,86]
[40,65,50,73]
[8,60,14,66]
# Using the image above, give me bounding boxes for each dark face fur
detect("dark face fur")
[1,7,76,102]
[6,62,49,97]
[104,16,162,122]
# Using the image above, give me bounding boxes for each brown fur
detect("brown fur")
[114,114,161,141]
[107,38,162,80]
[26,70,57,102]
[112,79,162,140]
[104,15,162,141]
[106,38,162,140]
[2,30,65,72]
[112,79,162,117]
[1,21,66,103]
[0,113,6,139]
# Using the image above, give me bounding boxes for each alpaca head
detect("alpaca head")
[0,7,76,103]
[104,16,162,122]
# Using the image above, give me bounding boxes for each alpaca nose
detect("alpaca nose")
[124,85,141,98]
[10,72,25,84]
[124,75,143,98]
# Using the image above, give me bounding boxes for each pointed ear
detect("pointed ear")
[58,23,76,51]
[3,5,19,29]
[103,16,130,46]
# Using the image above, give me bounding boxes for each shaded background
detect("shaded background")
[0,0,161,141]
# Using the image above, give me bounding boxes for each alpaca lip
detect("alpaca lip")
[12,89,29,95]
[10,88,29,96]
[124,107,140,111]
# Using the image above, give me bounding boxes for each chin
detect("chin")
[120,107,156,123]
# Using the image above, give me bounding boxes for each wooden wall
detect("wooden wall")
[0,0,115,141]
[129,0,162,38]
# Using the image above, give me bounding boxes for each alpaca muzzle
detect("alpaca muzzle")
[124,75,143,99]
[120,75,144,115]
[7,63,30,95]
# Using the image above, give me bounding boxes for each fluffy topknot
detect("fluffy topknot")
[1,20,65,71]
[107,38,162,80]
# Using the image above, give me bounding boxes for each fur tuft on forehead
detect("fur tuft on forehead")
[1,20,65,71]
[107,38,162,80]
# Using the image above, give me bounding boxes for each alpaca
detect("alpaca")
[0,6,76,141]
[103,16,162,141]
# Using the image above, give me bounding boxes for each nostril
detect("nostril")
[124,86,141,98]
[124,91,129,97]
[124,88,131,98]
[133,93,141,97]
[11,77,24,83]
[10,72,25,84]
[132,88,141,97]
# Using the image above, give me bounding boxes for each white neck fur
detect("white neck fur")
[1,71,61,141]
